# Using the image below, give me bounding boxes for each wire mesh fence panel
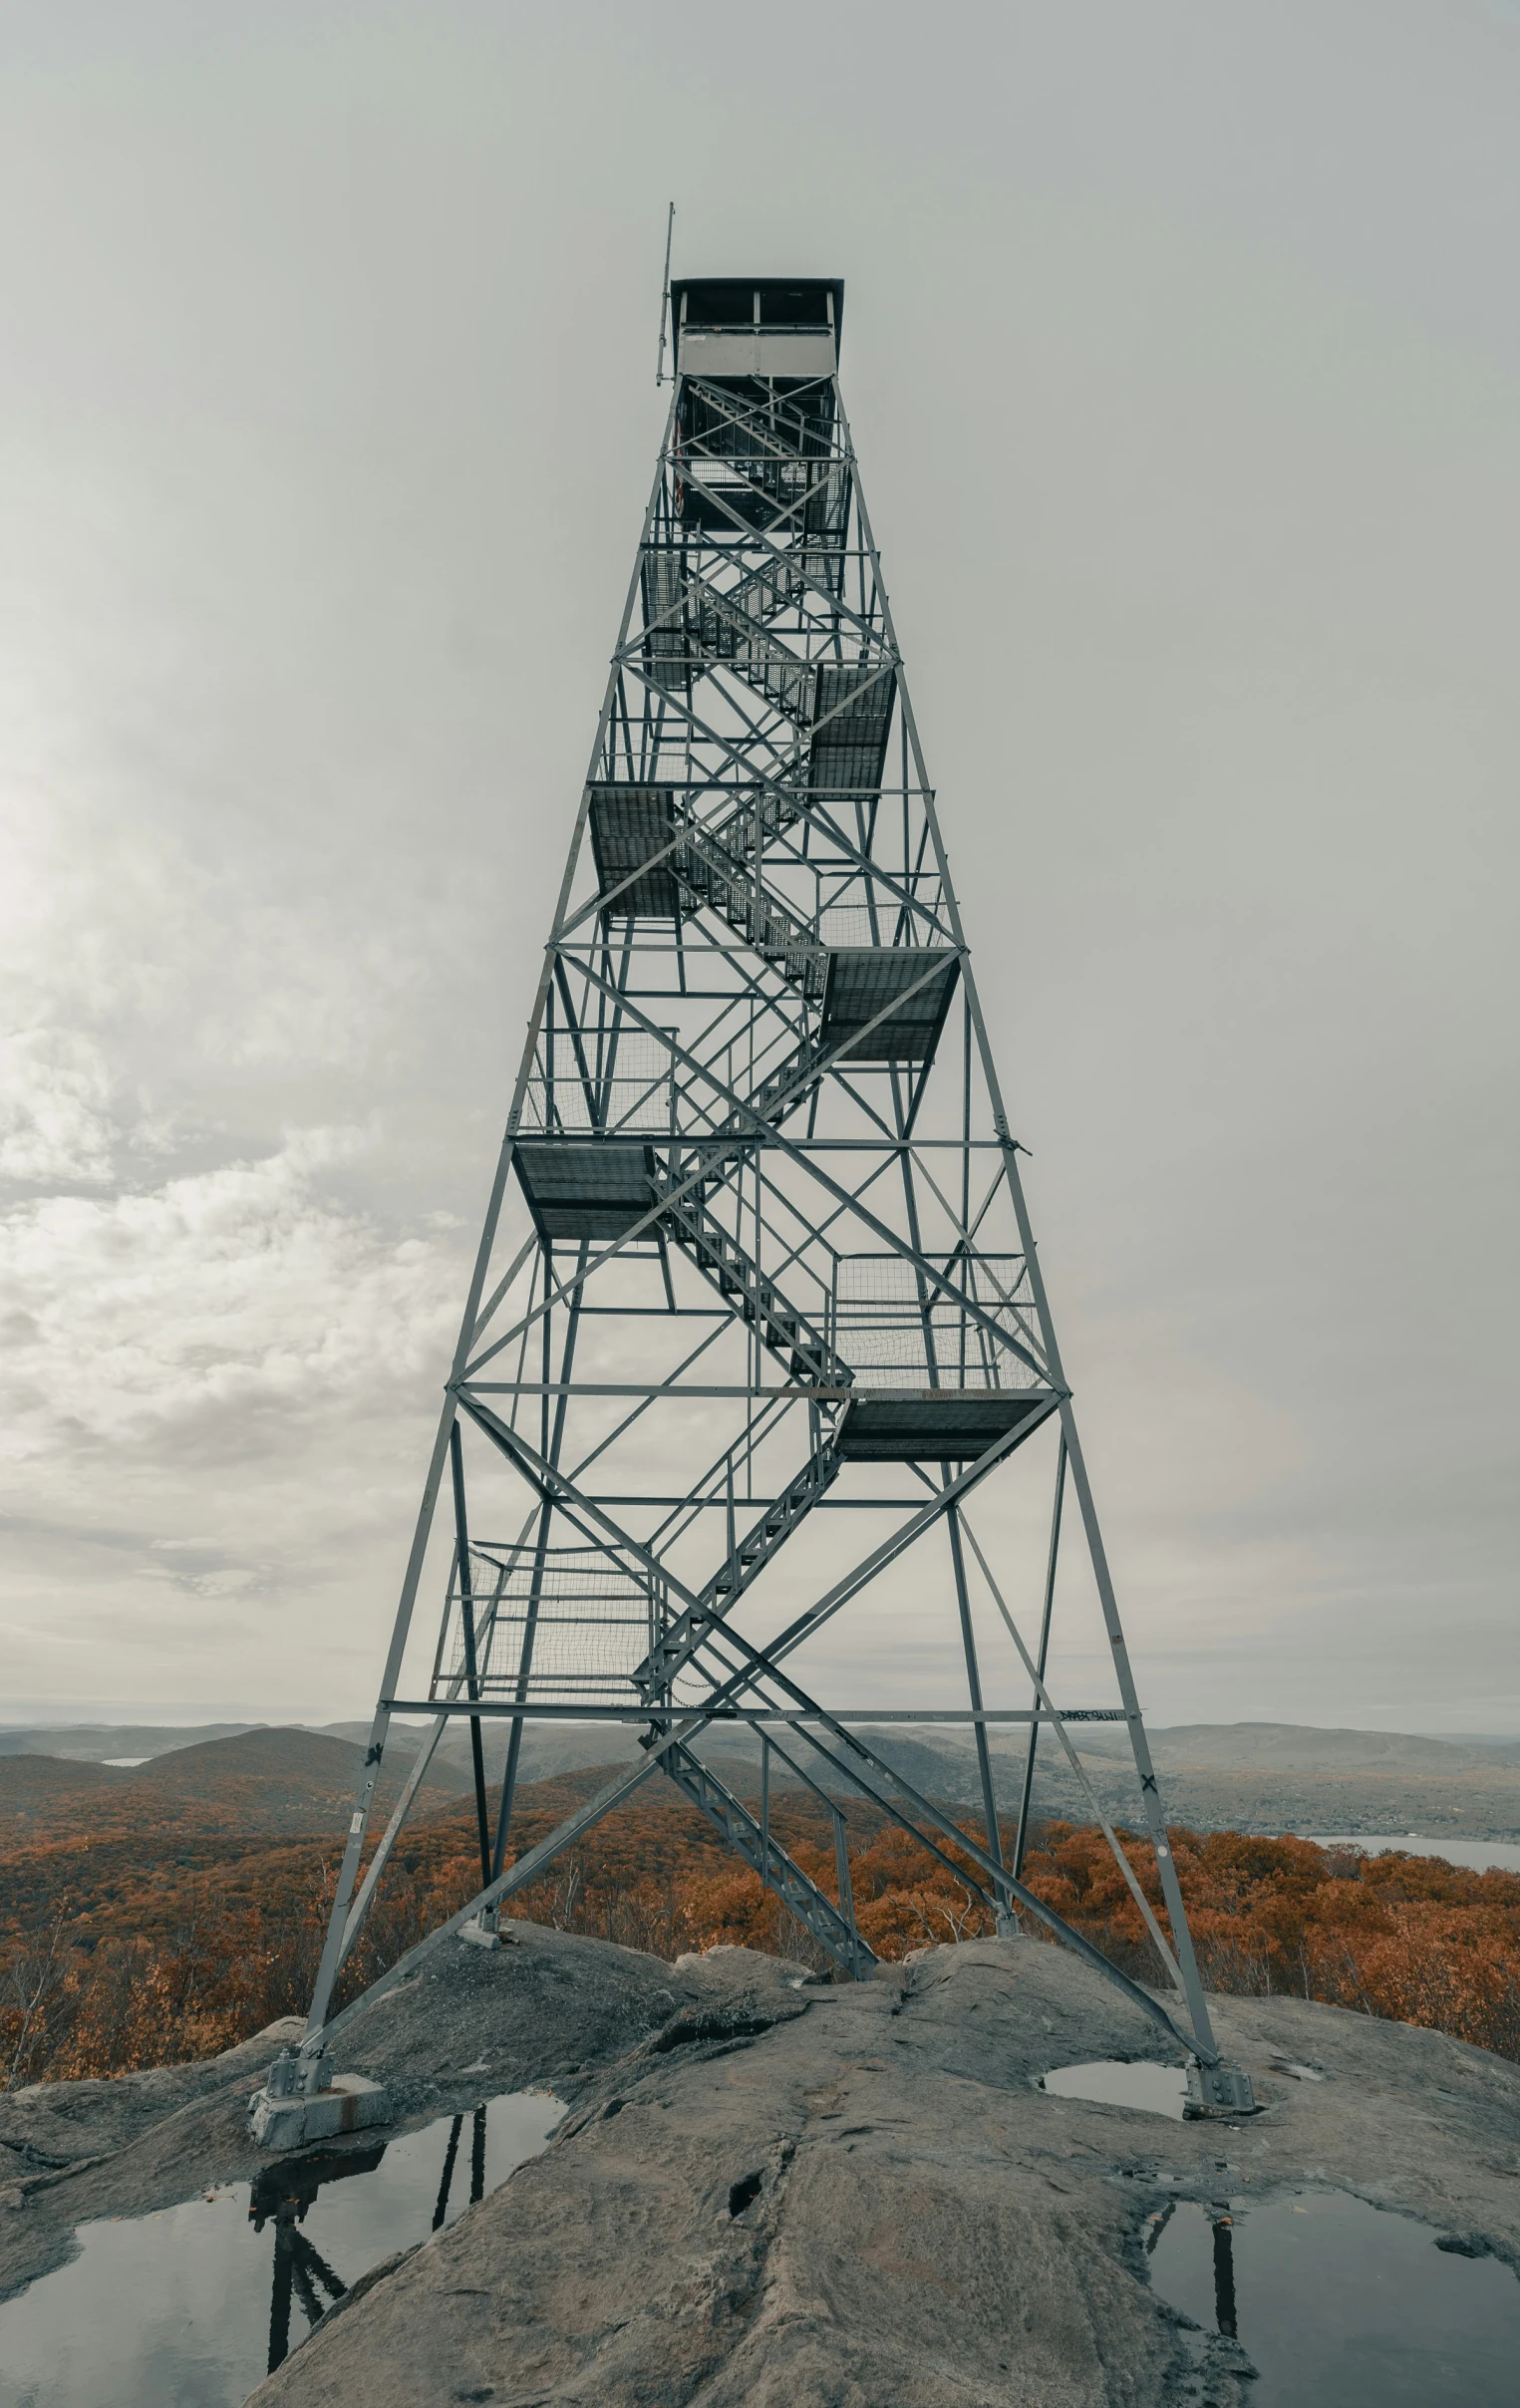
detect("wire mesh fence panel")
[521,1029,675,1133]
[831,1253,1043,1389]
[814,903,951,949]
[438,1546,664,1704]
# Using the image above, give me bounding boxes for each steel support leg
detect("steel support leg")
[450,1421,493,1891]
[946,1496,1011,1924]
[1013,1432,1065,1881]
[492,1245,587,1880]
[1057,1401,1221,2063]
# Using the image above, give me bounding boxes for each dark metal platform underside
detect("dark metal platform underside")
[834,1388,1054,1461]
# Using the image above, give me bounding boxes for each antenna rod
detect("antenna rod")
[655,200,675,387]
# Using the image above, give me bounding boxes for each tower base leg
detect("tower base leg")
[248,2047,393,2151]
[1185,2060,1257,2118]
[459,1908,515,1951]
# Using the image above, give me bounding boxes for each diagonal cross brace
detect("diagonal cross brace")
[507,1409,1193,2048]
[340,1417,1196,2062]
[454,1395,1044,1714]
[654,1591,1213,2062]
[310,1742,693,2057]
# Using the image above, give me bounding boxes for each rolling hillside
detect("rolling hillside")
[0,1725,465,1844]
[5,1717,1520,1855]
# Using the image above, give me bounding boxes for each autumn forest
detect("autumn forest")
[5,1732,1520,2093]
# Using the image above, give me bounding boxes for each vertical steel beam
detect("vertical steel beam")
[491,1244,588,1878]
[450,1421,493,1891]
[946,1499,1008,1910]
[432,2114,462,2231]
[832,1807,862,1977]
[1013,1433,1065,1880]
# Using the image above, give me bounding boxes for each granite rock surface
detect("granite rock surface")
[5,1928,1520,2406]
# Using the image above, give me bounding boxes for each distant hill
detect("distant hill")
[0,1755,131,1829]
[127,1727,379,1813]
[330,1721,645,1791]
[1071,1722,1520,1774]
[0,1722,253,1762]
[0,1727,463,1841]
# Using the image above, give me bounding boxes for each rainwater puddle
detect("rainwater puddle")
[1148,2186,1520,2405]
[1040,2058,1188,2119]
[0,2089,563,2408]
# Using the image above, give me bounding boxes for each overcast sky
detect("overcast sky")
[1,1,1515,1734]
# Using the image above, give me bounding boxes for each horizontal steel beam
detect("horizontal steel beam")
[461,1382,1053,1402]
[383,1698,1126,1725]
[577,1495,927,1510]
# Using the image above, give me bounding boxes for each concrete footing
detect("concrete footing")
[248,2060,392,2151]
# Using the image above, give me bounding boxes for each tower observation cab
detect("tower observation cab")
[268,268,1255,2148]
[672,277,841,387]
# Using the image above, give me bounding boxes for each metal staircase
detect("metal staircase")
[683,569,814,724]
[657,1741,873,1977]
[714,1032,828,1139]
[638,1440,843,1702]
[654,1177,849,1388]
[672,816,826,997]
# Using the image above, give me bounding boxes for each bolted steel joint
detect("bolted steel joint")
[1185,2059,1258,2118]
[264,2047,299,2099]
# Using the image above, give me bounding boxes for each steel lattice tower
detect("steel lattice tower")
[274,276,1253,2127]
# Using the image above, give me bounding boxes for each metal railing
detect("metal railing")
[830,1253,1043,1391]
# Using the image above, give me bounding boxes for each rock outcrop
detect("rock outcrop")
[5,1926,1520,2406]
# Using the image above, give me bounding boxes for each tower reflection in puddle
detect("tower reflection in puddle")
[253,2102,495,2373]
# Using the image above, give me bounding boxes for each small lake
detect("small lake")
[1149,2185,1520,2404]
[0,2089,563,2408]
[1308,1833,1520,1876]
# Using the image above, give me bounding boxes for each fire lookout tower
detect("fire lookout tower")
[253,274,1253,2142]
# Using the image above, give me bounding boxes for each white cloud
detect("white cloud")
[0,1123,457,1462]
[0,1026,118,1184]
[194,900,433,1074]
[137,1559,268,1599]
